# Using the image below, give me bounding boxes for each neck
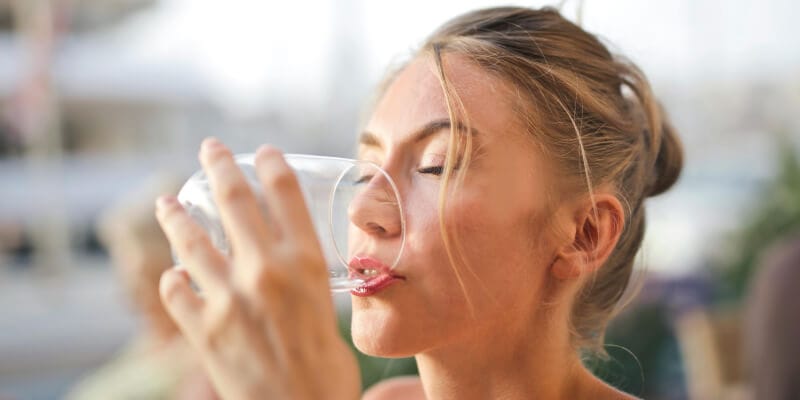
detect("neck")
[414,309,592,399]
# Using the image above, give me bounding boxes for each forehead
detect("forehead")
[365,54,519,146]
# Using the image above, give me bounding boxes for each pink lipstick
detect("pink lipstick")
[349,255,404,296]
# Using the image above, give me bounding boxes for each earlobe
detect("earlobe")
[550,252,583,280]
[549,193,625,280]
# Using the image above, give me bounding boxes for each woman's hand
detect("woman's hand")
[155,138,361,400]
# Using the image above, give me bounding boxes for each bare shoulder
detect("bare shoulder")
[362,376,425,400]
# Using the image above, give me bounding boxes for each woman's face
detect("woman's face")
[350,54,564,357]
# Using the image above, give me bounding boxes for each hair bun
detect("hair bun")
[646,120,683,197]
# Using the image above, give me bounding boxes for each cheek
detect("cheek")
[445,190,525,259]
[442,191,552,305]
[350,178,553,354]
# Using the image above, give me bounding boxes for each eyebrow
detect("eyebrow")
[359,119,479,148]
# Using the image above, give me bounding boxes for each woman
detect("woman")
[155,6,682,399]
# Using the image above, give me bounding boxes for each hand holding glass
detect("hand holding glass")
[175,154,405,292]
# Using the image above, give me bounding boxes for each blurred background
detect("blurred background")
[0,0,798,399]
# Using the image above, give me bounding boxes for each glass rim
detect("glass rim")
[327,159,406,273]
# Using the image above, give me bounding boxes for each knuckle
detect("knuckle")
[203,291,239,350]
[263,167,297,192]
[285,246,326,280]
[253,265,294,294]
[218,181,253,204]
[180,230,209,255]
[159,273,184,304]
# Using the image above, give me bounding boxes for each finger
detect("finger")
[156,195,228,294]
[159,267,203,337]
[199,138,275,258]
[254,145,317,244]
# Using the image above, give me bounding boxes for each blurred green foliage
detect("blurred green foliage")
[715,137,800,302]
[587,303,686,400]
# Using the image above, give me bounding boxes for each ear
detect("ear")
[551,193,625,280]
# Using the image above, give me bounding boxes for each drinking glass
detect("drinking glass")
[175,154,405,292]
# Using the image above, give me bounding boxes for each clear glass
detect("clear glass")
[175,154,405,293]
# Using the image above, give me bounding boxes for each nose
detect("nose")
[347,172,403,238]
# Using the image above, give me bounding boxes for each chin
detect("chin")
[350,301,421,358]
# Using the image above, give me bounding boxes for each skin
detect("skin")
[156,140,361,399]
[353,55,631,399]
[156,54,632,399]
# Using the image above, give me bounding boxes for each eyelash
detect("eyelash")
[355,175,374,185]
[418,166,444,176]
[355,165,448,184]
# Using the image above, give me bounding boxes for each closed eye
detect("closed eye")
[355,174,374,184]
[418,166,444,176]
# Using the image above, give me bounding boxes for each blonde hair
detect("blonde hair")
[373,6,683,355]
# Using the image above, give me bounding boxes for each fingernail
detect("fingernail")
[202,137,223,151]
[255,146,282,165]
[256,144,281,157]
[156,195,177,209]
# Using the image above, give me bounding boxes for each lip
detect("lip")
[348,255,405,296]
